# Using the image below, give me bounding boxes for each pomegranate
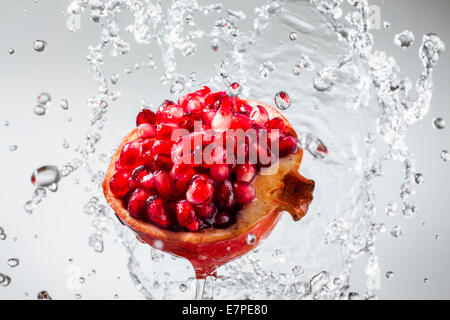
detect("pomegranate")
[103,87,314,279]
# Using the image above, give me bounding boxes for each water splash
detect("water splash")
[16,0,445,299]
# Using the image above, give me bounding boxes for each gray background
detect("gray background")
[0,0,449,299]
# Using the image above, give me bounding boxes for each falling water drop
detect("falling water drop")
[386,271,394,279]
[37,92,51,105]
[34,105,47,116]
[432,118,446,129]
[9,48,15,55]
[110,73,119,84]
[228,82,241,97]
[170,80,185,95]
[210,38,219,51]
[292,64,301,75]
[179,283,187,292]
[414,173,425,185]
[424,278,429,284]
[9,145,18,152]
[31,166,62,187]
[7,258,19,268]
[48,183,58,192]
[391,226,403,238]
[37,291,52,300]
[246,233,256,245]
[0,273,11,287]
[274,91,291,110]
[259,61,275,79]
[289,32,297,41]
[33,40,47,52]
[394,30,415,48]
[60,99,69,110]
[386,202,397,216]
[440,150,449,162]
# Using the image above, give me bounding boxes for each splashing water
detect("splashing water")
[17,0,446,299]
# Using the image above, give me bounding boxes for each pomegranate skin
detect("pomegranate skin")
[103,99,315,279]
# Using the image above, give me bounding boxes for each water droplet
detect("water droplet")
[79,277,85,284]
[37,92,51,105]
[414,173,425,185]
[31,165,61,187]
[435,234,440,240]
[9,48,15,55]
[348,292,360,300]
[292,64,301,76]
[259,61,275,79]
[34,105,47,116]
[420,34,446,69]
[274,91,291,110]
[386,271,394,279]
[424,278,429,284]
[0,233,6,241]
[60,99,69,110]
[364,133,375,144]
[289,32,297,41]
[440,150,449,162]
[432,118,446,129]
[89,234,104,253]
[170,80,185,95]
[246,233,256,245]
[7,258,19,268]
[37,291,52,300]
[0,273,11,287]
[4,121,10,126]
[228,82,241,97]
[210,38,219,51]
[74,293,81,299]
[314,67,337,92]
[386,202,397,216]
[114,294,119,299]
[298,133,328,159]
[179,283,187,292]
[292,265,304,276]
[48,183,58,192]
[391,226,403,238]
[62,140,70,149]
[394,30,415,48]
[383,21,391,29]
[9,145,18,152]
[33,40,47,52]
[111,73,119,85]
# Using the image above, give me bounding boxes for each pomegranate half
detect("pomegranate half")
[103,97,314,279]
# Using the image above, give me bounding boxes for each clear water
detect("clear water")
[15,0,445,299]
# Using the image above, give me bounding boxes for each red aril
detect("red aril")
[176,200,200,231]
[137,123,156,139]
[109,171,130,197]
[147,195,171,228]
[211,106,232,132]
[214,180,235,209]
[128,188,152,218]
[186,178,214,205]
[119,141,142,170]
[153,170,175,199]
[279,135,298,157]
[233,181,256,204]
[195,203,217,220]
[210,164,230,182]
[234,164,257,183]
[136,109,156,126]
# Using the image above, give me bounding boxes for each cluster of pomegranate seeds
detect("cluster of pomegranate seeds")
[109,86,298,232]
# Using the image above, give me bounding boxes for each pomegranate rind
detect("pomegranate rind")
[103,100,314,278]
